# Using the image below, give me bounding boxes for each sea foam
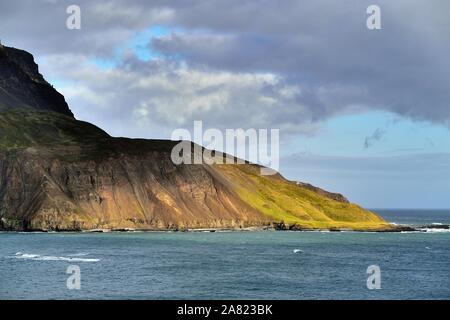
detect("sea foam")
[13,252,100,262]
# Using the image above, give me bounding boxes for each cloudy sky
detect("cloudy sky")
[1,0,449,208]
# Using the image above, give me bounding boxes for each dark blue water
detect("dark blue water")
[1,210,449,300]
[373,209,450,226]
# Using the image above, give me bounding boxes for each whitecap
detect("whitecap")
[418,228,450,233]
[293,249,303,254]
[13,252,100,262]
[67,253,90,257]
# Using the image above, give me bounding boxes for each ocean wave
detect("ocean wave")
[13,252,100,262]
[418,228,450,233]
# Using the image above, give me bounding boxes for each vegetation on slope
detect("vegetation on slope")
[0,110,178,160]
[0,110,108,149]
[216,164,391,230]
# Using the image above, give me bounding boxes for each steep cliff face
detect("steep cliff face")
[0,46,392,231]
[0,144,269,231]
[0,45,73,117]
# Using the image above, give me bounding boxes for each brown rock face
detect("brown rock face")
[0,145,269,231]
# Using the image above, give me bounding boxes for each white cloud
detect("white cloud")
[42,53,322,138]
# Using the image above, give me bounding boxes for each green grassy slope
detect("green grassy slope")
[0,110,108,149]
[215,164,391,230]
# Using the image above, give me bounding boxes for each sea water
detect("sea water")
[0,209,449,299]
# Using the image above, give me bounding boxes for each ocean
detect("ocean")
[1,209,449,300]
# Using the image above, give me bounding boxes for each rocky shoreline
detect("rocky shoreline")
[3,223,444,233]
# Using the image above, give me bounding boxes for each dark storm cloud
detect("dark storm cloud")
[0,0,174,56]
[1,0,449,133]
[151,0,450,125]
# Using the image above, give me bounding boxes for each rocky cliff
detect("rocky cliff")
[0,45,393,231]
[0,45,73,117]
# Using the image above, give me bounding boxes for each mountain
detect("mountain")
[0,45,394,231]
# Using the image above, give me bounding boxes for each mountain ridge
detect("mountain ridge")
[0,45,395,232]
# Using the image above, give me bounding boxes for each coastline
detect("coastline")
[0,224,426,233]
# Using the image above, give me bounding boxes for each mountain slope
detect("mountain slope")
[0,45,393,231]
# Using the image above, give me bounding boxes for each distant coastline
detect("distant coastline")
[0,224,425,233]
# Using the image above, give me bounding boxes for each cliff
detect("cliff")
[0,46,393,231]
[0,45,73,117]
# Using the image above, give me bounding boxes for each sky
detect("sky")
[1,0,449,208]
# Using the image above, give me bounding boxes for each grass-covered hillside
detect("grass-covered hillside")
[216,164,391,231]
[0,110,108,150]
